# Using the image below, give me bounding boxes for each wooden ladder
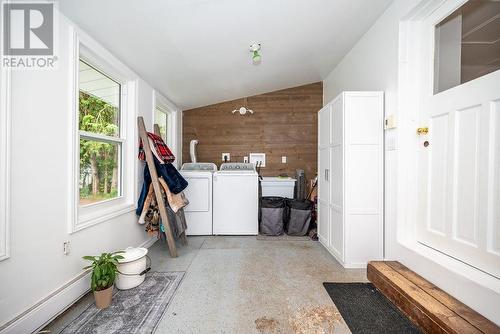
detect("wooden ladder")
[137,116,187,258]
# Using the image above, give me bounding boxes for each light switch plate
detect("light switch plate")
[281,156,287,163]
[385,114,397,129]
[222,153,230,161]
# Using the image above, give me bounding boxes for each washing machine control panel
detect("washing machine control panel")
[219,163,255,172]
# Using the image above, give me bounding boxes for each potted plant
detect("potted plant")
[83,251,124,309]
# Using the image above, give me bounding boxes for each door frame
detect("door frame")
[396,0,500,290]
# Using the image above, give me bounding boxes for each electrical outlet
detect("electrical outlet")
[222,153,230,161]
[63,241,70,255]
[243,156,249,163]
[281,156,287,163]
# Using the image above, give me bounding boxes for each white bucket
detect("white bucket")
[115,247,150,290]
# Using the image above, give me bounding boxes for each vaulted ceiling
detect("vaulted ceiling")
[59,0,392,109]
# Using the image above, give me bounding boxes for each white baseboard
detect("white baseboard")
[0,272,91,334]
[0,236,158,334]
[140,235,158,249]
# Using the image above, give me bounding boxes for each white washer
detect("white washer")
[213,163,259,235]
[180,163,217,235]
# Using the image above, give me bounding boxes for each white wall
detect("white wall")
[323,0,500,325]
[0,11,180,332]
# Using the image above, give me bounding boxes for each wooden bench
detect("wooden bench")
[367,261,499,334]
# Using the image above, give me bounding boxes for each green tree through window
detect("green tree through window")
[78,60,121,205]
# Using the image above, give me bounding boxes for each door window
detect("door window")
[434,0,500,94]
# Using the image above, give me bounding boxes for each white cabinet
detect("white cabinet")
[318,104,331,244]
[317,92,384,268]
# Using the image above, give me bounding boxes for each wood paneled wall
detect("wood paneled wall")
[182,82,322,179]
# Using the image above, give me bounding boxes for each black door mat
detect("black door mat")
[323,282,421,334]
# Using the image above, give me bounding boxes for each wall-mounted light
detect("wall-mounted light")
[250,43,261,64]
[232,97,254,115]
[232,106,254,115]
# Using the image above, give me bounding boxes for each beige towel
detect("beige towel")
[138,184,154,224]
[158,177,189,213]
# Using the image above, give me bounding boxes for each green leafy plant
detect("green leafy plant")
[83,252,124,292]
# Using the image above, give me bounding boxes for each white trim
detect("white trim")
[0,237,158,334]
[79,131,125,144]
[0,66,11,261]
[178,110,183,168]
[76,204,135,232]
[68,26,138,233]
[67,25,79,235]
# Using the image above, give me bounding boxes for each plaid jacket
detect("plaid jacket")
[138,132,175,163]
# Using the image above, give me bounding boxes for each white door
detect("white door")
[318,105,331,243]
[417,0,500,278]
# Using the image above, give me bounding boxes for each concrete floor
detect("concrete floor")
[44,236,367,334]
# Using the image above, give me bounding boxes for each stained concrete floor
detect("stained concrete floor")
[44,236,367,334]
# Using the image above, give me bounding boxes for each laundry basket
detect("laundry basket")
[260,197,286,236]
[285,199,313,236]
[115,247,151,290]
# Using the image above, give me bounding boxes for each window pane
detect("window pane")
[79,60,120,137]
[79,139,121,205]
[154,107,168,143]
[434,0,500,94]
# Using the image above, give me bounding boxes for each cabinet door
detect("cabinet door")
[318,200,330,246]
[319,147,330,202]
[344,92,384,265]
[329,145,344,261]
[319,105,331,148]
[318,147,330,244]
[330,92,344,208]
[329,95,344,260]
[331,94,343,147]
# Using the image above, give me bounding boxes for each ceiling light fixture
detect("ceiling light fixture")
[250,43,261,64]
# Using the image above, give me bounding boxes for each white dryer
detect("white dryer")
[180,163,217,235]
[213,163,258,235]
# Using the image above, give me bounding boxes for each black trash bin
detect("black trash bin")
[260,197,286,236]
[285,199,313,236]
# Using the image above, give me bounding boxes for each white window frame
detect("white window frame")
[154,104,173,147]
[153,91,180,166]
[0,66,11,261]
[78,60,124,205]
[68,28,137,233]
